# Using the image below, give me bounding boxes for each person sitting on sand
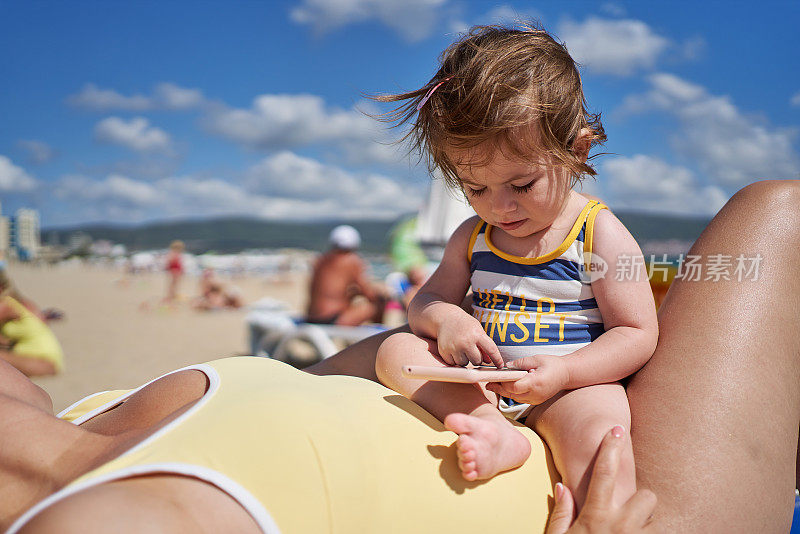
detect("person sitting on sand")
[192,268,244,311]
[0,267,64,376]
[306,225,386,326]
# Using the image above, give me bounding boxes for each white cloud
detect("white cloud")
[17,139,55,164]
[621,73,800,186]
[290,0,446,42]
[68,84,152,111]
[53,153,424,223]
[57,174,161,206]
[68,83,205,111]
[602,155,728,215]
[791,91,800,107]
[55,173,260,222]
[205,94,369,147]
[599,3,626,17]
[94,117,173,153]
[153,83,205,110]
[204,94,400,164]
[244,151,422,217]
[557,17,669,76]
[448,5,542,35]
[0,156,38,192]
[678,36,706,62]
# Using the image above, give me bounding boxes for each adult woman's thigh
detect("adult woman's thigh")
[628,180,800,532]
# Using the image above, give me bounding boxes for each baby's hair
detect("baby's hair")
[374,22,606,189]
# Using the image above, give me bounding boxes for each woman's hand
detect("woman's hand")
[485,354,569,405]
[546,427,658,534]
[435,313,503,367]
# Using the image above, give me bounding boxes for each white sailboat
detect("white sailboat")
[414,175,476,257]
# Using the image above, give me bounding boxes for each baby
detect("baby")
[375,24,658,508]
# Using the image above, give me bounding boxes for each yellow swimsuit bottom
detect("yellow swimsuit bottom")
[9,357,555,533]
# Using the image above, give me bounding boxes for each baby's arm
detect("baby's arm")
[407,217,503,367]
[560,209,658,387]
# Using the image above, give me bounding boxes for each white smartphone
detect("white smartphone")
[402,365,528,383]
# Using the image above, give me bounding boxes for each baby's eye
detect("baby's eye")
[465,186,486,196]
[511,180,535,193]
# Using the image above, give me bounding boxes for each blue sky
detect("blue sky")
[1,0,798,228]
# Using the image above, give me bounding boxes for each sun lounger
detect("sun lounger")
[246,309,386,361]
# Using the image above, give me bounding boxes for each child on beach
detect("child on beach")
[374,24,658,509]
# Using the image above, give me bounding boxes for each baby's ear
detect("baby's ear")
[571,127,592,162]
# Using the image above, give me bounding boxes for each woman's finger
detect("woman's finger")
[581,426,626,517]
[545,482,575,534]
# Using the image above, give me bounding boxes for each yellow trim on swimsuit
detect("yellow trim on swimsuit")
[583,202,609,271]
[483,200,599,265]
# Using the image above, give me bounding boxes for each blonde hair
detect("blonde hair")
[375,23,606,189]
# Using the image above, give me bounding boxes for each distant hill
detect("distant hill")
[43,210,711,255]
[43,217,404,254]
[614,211,711,242]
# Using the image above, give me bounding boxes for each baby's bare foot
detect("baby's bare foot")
[444,412,531,481]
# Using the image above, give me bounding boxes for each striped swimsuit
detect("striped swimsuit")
[468,200,608,420]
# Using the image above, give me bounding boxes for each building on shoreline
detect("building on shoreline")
[0,202,41,260]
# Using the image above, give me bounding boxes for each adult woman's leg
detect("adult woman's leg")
[628,180,800,532]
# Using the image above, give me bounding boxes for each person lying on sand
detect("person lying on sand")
[1,180,797,533]
[192,268,244,311]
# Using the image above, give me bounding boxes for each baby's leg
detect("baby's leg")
[527,382,633,509]
[376,332,531,480]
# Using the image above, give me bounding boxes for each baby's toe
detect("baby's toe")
[459,457,477,472]
[462,468,478,481]
[457,446,476,462]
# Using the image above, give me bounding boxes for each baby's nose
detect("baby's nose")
[491,192,516,215]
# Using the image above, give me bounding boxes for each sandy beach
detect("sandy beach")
[9,262,309,411]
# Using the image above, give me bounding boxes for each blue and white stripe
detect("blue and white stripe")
[469,213,605,361]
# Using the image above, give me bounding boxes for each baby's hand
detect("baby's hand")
[437,313,503,368]
[486,354,569,405]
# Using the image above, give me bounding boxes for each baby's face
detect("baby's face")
[450,143,571,238]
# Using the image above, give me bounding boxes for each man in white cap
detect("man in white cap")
[306,225,385,326]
